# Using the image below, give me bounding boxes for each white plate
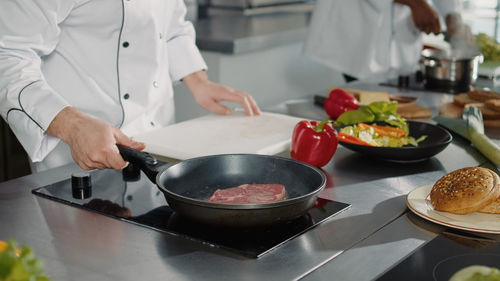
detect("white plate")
[406,185,500,234]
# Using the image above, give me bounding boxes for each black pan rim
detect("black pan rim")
[154,154,327,210]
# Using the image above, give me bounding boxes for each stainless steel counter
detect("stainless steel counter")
[194,13,310,54]
[0,82,498,281]
[0,160,453,281]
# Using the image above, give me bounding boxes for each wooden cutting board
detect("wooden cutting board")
[439,102,500,128]
[397,102,432,119]
[439,102,464,119]
[131,111,305,160]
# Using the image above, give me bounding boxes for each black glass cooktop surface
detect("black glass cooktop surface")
[32,166,350,258]
[376,230,500,281]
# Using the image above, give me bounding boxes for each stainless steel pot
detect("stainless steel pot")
[420,48,484,91]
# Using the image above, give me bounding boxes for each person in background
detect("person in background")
[0,0,261,173]
[304,0,473,83]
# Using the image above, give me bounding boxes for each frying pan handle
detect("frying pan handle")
[117,145,160,183]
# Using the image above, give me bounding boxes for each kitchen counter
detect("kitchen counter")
[1,82,499,281]
[194,13,310,54]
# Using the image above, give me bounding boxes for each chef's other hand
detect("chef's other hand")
[183,70,261,116]
[446,13,474,44]
[46,106,146,170]
[396,0,441,35]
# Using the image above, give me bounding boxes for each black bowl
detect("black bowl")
[336,121,453,162]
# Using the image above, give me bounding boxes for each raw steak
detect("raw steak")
[208,184,286,204]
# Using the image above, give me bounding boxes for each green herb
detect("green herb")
[0,239,52,281]
[334,101,406,129]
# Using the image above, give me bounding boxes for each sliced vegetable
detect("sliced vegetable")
[338,123,426,148]
[358,123,407,138]
[338,132,374,146]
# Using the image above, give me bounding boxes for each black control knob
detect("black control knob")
[72,172,92,199]
[122,162,141,182]
[398,75,410,88]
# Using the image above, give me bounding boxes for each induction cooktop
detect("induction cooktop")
[376,230,500,281]
[32,165,350,258]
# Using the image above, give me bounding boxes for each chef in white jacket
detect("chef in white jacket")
[304,0,471,82]
[0,0,261,172]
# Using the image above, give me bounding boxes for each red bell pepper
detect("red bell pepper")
[324,88,359,119]
[291,119,338,168]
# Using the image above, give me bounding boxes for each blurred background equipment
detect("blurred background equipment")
[199,0,315,16]
[0,119,30,182]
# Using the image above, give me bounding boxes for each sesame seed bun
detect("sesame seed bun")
[479,194,500,214]
[430,167,500,214]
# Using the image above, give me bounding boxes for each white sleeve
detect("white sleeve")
[0,0,77,162]
[166,0,207,82]
[433,0,462,18]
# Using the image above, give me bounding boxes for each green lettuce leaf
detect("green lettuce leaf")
[334,101,405,128]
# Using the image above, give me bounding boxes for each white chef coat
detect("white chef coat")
[0,0,207,172]
[304,0,462,82]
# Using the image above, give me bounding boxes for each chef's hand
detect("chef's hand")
[183,70,261,116]
[395,0,441,34]
[446,13,474,44]
[46,106,146,170]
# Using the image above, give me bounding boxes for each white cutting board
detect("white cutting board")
[132,111,305,160]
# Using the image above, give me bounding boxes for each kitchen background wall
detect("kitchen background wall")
[0,0,498,182]
[465,0,500,41]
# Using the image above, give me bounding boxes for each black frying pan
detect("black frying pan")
[118,146,326,228]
